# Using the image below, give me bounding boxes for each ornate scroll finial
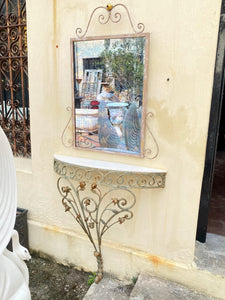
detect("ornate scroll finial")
[106,4,113,11]
[75,3,145,39]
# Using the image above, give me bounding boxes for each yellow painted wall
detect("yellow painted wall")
[16,0,221,285]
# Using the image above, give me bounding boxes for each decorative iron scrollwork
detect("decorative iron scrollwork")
[61,106,74,148]
[54,158,166,189]
[54,156,166,282]
[57,177,136,283]
[61,106,160,159]
[0,0,30,157]
[143,112,159,159]
[75,3,145,39]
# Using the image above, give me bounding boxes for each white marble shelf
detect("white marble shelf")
[54,154,167,189]
[54,154,165,174]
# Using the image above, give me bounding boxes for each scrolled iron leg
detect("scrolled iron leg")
[94,251,103,283]
[57,178,136,283]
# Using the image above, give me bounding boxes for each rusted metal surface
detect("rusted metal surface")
[0,0,30,157]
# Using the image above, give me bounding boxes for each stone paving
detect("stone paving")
[85,274,220,300]
[27,253,223,299]
[195,233,225,278]
[129,275,220,300]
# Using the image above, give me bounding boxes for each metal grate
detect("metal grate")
[0,0,30,157]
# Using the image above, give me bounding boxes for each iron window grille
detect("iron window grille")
[0,0,30,157]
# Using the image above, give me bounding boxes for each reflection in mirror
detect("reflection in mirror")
[72,34,149,156]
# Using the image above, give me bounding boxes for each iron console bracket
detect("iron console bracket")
[54,154,166,283]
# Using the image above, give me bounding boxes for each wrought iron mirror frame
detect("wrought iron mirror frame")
[62,3,159,159]
[58,3,163,284]
[70,32,150,157]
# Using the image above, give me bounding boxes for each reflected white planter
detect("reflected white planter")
[76,108,98,132]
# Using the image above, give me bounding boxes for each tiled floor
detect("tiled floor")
[207,151,225,236]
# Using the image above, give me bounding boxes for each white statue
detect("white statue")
[3,230,31,285]
[0,126,31,300]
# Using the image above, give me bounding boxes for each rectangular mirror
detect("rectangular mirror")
[71,33,149,156]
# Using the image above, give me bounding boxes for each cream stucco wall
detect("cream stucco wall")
[15,0,222,291]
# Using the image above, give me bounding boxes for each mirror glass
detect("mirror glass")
[72,34,149,156]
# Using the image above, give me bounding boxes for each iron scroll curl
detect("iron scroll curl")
[75,4,145,39]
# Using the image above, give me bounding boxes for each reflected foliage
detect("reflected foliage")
[100,38,145,100]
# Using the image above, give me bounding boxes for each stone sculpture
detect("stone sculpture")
[0,126,31,300]
[98,101,141,153]
[123,103,141,152]
[98,101,121,149]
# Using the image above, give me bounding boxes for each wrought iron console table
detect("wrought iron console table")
[54,154,166,283]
